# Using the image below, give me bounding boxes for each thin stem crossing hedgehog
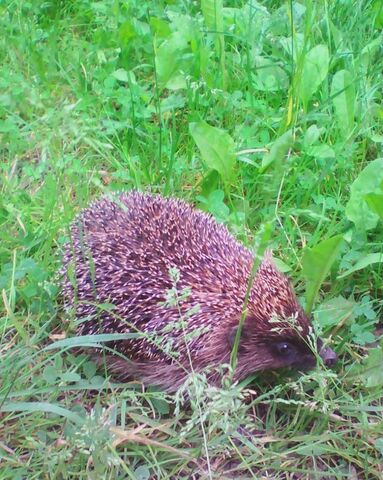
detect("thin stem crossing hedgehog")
[61,191,337,390]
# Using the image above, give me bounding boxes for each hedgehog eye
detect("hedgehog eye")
[275,342,293,356]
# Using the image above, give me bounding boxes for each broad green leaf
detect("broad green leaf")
[375,438,383,456]
[112,68,130,82]
[118,20,137,44]
[60,372,81,383]
[355,295,377,321]
[345,158,383,230]
[189,121,236,182]
[197,189,230,222]
[303,124,322,148]
[357,38,382,74]
[149,17,172,38]
[365,192,383,220]
[134,465,151,480]
[372,0,383,28]
[315,295,356,328]
[0,402,84,425]
[338,253,383,279]
[350,322,376,346]
[261,129,294,172]
[223,3,270,44]
[300,44,329,109]
[347,347,383,388]
[155,32,190,90]
[160,93,186,113]
[199,170,220,199]
[83,360,97,380]
[296,443,330,456]
[306,144,335,159]
[371,134,383,143]
[302,235,344,314]
[43,365,59,384]
[150,396,171,415]
[272,257,292,273]
[253,57,289,92]
[202,0,223,31]
[331,69,355,137]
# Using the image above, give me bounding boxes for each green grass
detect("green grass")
[1,0,383,478]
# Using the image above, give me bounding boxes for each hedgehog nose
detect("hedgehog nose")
[319,345,337,367]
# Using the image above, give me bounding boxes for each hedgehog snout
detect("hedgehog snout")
[319,344,337,367]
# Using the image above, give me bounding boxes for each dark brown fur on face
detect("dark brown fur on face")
[61,192,336,391]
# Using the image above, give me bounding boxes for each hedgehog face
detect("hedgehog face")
[268,338,317,369]
[235,331,337,380]
[228,258,337,379]
[229,323,317,377]
[229,308,337,380]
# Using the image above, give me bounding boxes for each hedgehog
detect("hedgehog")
[61,191,337,391]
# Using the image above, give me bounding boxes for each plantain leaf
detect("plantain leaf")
[338,253,383,279]
[364,192,383,220]
[201,0,223,31]
[331,69,355,137]
[345,158,383,230]
[300,44,329,110]
[253,56,289,92]
[155,31,191,90]
[189,121,236,182]
[315,295,356,328]
[302,235,344,314]
[260,129,294,172]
